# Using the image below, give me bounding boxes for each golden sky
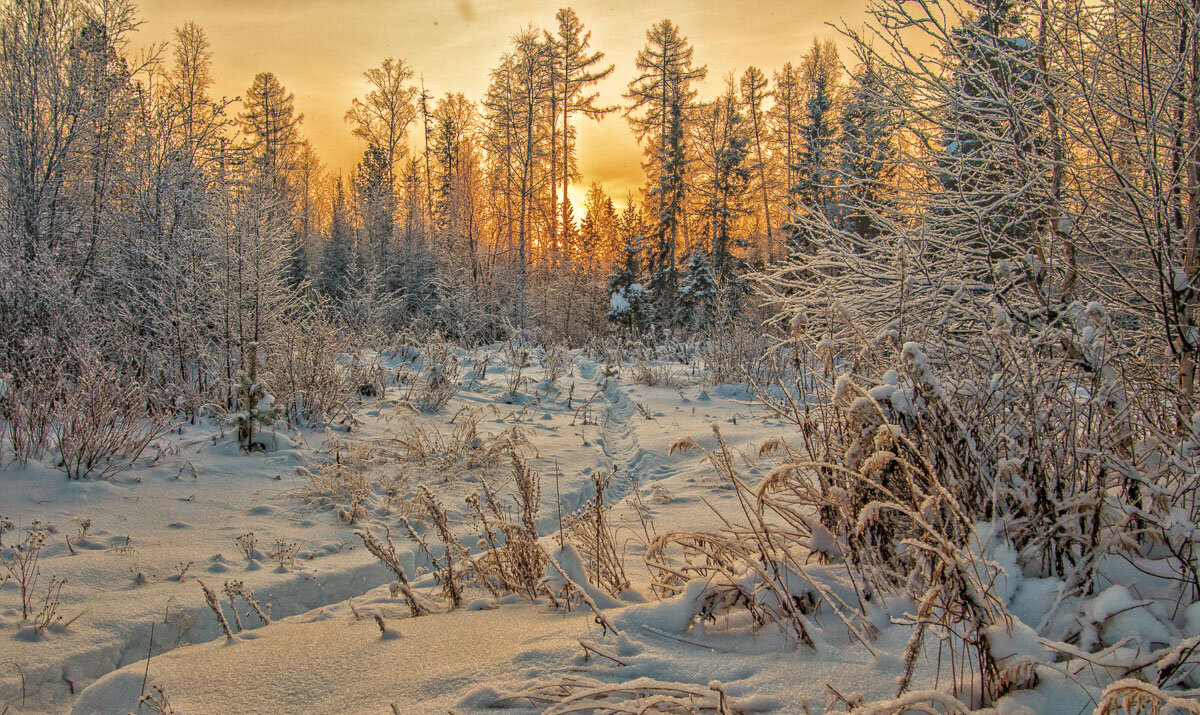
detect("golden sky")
[136,0,868,207]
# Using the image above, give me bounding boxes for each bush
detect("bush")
[54,358,165,480]
[0,370,56,467]
[268,314,352,426]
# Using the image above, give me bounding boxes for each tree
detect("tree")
[354,142,396,275]
[625,19,706,318]
[239,72,306,298]
[170,21,219,156]
[238,72,303,194]
[934,0,1047,271]
[316,176,353,301]
[287,141,324,288]
[546,9,614,246]
[484,28,552,327]
[835,59,898,244]
[70,9,139,288]
[579,180,617,264]
[787,39,841,254]
[606,203,651,332]
[768,62,803,258]
[431,93,473,228]
[430,92,482,288]
[0,0,141,263]
[694,77,752,282]
[740,66,773,258]
[679,250,717,328]
[344,57,417,190]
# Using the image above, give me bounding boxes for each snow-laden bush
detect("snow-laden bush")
[417,337,461,412]
[0,370,56,467]
[653,289,1200,707]
[268,313,352,426]
[54,358,166,480]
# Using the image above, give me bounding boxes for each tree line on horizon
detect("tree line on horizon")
[0,1,884,352]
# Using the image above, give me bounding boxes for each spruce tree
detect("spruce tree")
[787,40,840,254]
[935,0,1047,268]
[696,79,752,282]
[679,250,717,329]
[625,19,706,323]
[317,177,353,301]
[354,143,396,276]
[835,59,898,244]
[606,203,651,331]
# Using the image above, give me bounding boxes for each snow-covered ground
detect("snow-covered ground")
[0,346,1183,713]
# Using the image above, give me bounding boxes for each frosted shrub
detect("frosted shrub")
[630,359,676,388]
[0,370,56,466]
[0,525,47,621]
[268,315,351,426]
[540,343,569,392]
[563,471,629,596]
[404,485,471,607]
[707,282,1200,705]
[466,451,547,599]
[699,309,779,386]
[354,526,427,617]
[417,337,461,412]
[53,359,165,480]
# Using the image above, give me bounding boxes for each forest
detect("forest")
[2,0,1200,712]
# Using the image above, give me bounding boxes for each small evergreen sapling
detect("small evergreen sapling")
[605,241,651,330]
[679,251,717,329]
[227,343,281,452]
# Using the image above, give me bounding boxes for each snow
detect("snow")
[609,289,630,315]
[72,604,584,714]
[0,345,1191,713]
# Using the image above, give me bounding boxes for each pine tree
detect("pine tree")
[579,181,616,264]
[546,9,614,248]
[835,59,898,243]
[429,91,481,293]
[768,62,803,258]
[679,250,717,329]
[317,177,353,301]
[483,28,552,327]
[239,72,305,293]
[354,143,396,276]
[935,0,1047,272]
[787,39,841,254]
[625,19,706,322]
[740,66,773,258]
[431,92,474,230]
[239,72,303,193]
[287,142,324,288]
[695,77,752,282]
[606,202,651,330]
[228,342,280,452]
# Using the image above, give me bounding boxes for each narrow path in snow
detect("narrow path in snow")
[592,381,683,510]
[599,383,642,476]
